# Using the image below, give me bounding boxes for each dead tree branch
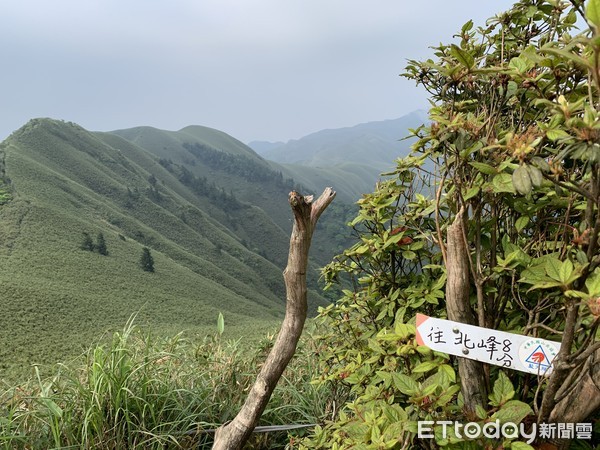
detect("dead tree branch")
[212,188,336,450]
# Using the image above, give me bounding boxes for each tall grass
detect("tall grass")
[0,320,336,449]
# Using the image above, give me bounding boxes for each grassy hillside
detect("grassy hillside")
[111,125,304,234]
[0,118,332,380]
[109,125,357,267]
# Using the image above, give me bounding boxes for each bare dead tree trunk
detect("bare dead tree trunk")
[211,188,336,450]
[445,207,488,419]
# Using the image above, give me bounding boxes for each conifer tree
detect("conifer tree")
[140,247,154,272]
[80,232,94,252]
[96,232,108,256]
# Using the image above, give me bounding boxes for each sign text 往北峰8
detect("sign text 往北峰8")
[415,314,561,375]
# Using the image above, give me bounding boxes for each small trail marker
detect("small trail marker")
[416,314,561,376]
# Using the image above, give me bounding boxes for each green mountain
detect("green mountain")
[0,111,422,380]
[249,110,427,198]
[0,118,338,380]
[108,125,356,266]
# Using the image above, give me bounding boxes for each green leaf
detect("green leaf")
[394,320,415,339]
[540,45,591,70]
[544,257,563,282]
[526,165,543,188]
[378,332,402,342]
[519,264,548,283]
[564,289,588,299]
[577,249,589,265]
[526,280,565,291]
[509,56,528,74]
[422,383,439,397]
[546,128,570,141]
[385,232,407,247]
[415,345,432,356]
[585,270,600,296]
[376,370,393,387]
[475,404,488,420]
[344,371,362,385]
[412,360,439,373]
[587,0,600,29]
[512,165,532,195]
[217,312,225,335]
[40,398,63,418]
[402,250,417,260]
[493,400,532,424]
[492,173,516,194]
[464,185,480,201]
[368,338,386,354]
[392,373,419,396]
[506,80,518,97]
[490,371,514,407]
[354,244,370,255]
[435,384,460,406]
[450,44,474,69]
[469,161,497,175]
[439,364,456,382]
[531,156,550,172]
[382,421,407,442]
[515,216,529,232]
[558,259,574,284]
[461,19,474,33]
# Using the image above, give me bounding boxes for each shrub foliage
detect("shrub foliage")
[302,1,600,448]
[140,247,155,273]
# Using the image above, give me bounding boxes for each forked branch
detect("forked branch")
[211,188,335,450]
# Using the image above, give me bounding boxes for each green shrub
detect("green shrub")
[80,232,95,252]
[300,0,600,448]
[140,247,155,272]
[96,232,108,256]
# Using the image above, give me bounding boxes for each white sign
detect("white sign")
[415,314,561,375]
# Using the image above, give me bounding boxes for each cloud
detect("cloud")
[0,0,515,142]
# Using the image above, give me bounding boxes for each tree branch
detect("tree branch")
[211,188,335,450]
[445,207,488,418]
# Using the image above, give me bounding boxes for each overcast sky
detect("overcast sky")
[1,1,515,144]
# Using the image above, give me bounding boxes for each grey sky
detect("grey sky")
[1,1,515,144]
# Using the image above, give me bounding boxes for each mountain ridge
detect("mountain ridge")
[249,110,427,162]
[0,118,334,379]
[248,110,427,197]
[0,111,424,379]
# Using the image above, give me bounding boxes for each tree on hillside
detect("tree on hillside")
[96,232,108,256]
[301,1,600,448]
[147,174,161,201]
[140,247,154,272]
[148,174,157,188]
[80,232,95,252]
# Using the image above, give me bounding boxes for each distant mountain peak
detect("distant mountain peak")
[248,109,427,155]
[247,110,424,165]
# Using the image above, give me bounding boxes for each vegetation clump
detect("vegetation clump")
[0,321,332,449]
[140,246,155,272]
[79,232,95,252]
[96,232,108,256]
[79,232,108,255]
[182,142,296,187]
